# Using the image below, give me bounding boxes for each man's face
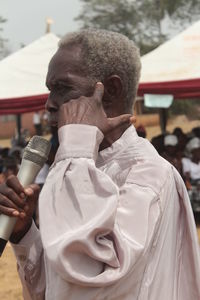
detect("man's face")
[45,45,95,127]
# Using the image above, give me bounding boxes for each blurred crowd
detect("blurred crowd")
[137,126,200,207]
[0,111,54,184]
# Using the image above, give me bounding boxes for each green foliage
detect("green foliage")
[76,0,200,55]
[0,16,8,60]
[168,99,200,119]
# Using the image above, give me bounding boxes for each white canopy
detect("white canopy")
[141,20,200,83]
[138,20,200,99]
[0,33,59,114]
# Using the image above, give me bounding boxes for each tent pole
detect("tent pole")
[159,108,167,134]
[16,114,21,145]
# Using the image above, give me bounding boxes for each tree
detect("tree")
[0,16,9,60]
[75,0,200,54]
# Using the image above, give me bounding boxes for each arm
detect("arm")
[39,124,160,287]
[12,222,45,300]
[0,178,45,299]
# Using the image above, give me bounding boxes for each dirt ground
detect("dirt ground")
[0,244,23,300]
[0,115,200,300]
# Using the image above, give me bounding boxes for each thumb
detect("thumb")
[107,114,132,131]
[130,115,136,124]
[24,184,40,198]
[24,184,40,214]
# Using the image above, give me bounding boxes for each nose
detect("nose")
[45,94,58,112]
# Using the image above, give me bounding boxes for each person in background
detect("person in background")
[33,111,42,136]
[9,146,22,168]
[173,127,187,158]
[0,29,200,300]
[182,137,200,188]
[0,156,18,184]
[42,111,50,135]
[151,133,165,155]
[161,134,183,176]
[192,126,200,139]
[0,147,10,181]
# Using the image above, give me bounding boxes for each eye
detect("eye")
[57,83,72,94]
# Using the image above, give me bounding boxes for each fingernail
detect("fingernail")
[12,210,20,216]
[20,212,26,218]
[25,188,33,195]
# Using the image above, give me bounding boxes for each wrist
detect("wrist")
[9,219,32,244]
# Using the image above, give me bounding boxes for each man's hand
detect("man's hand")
[58,82,132,136]
[0,175,40,243]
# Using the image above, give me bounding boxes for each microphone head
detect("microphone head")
[23,136,51,167]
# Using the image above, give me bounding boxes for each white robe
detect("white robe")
[12,125,200,300]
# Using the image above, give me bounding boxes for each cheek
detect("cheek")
[63,91,82,102]
[49,111,59,125]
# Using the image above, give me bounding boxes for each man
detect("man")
[0,29,200,300]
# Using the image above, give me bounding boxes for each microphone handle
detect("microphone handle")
[0,159,41,256]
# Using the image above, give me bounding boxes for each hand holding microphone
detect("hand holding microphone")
[0,136,51,256]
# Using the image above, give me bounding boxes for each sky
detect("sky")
[1,0,82,53]
[0,0,199,55]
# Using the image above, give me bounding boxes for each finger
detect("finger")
[6,175,25,195]
[0,194,20,211]
[0,195,25,216]
[24,184,40,209]
[24,184,40,197]
[93,82,104,103]
[22,185,40,218]
[130,116,136,124]
[0,204,21,217]
[107,114,132,130]
[3,187,26,208]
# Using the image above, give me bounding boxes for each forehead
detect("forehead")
[47,46,83,79]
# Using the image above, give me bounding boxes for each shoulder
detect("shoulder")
[126,141,174,196]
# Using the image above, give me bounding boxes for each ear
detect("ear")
[103,75,123,100]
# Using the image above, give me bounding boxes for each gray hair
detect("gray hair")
[59,29,141,112]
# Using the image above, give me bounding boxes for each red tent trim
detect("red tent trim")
[138,78,200,99]
[0,94,48,115]
[1,77,200,115]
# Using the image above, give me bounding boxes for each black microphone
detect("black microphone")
[0,136,51,256]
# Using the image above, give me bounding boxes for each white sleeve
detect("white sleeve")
[11,222,45,300]
[182,158,191,175]
[39,124,160,287]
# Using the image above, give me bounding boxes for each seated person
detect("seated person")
[182,137,200,188]
[161,134,183,175]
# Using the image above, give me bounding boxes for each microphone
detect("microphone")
[0,136,51,256]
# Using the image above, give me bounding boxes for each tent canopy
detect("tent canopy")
[1,23,200,115]
[138,20,200,99]
[0,33,59,115]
